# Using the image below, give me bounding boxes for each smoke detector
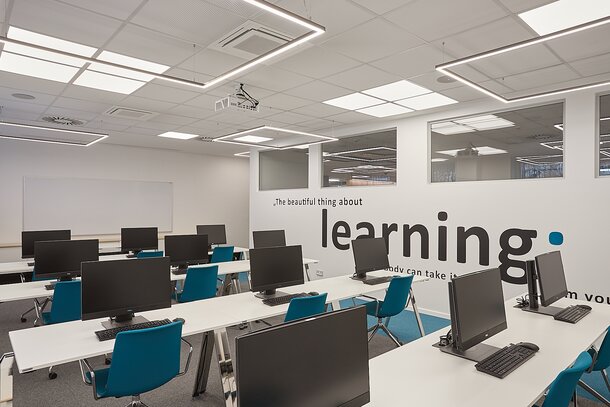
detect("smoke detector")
[42,116,86,126]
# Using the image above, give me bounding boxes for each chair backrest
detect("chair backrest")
[48,280,82,324]
[179,265,219,303]
[542,351,592,407]
[378,275,414,317]
[210,246,234,263]
[136,250,164,258]
[284,293,328,323]
[593,326,610,371]
[105,321,183,397]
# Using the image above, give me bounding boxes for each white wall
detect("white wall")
[250,85,610,317]
[0,140,250,262]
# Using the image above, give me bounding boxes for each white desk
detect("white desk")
[366,296,610,407]
[6,271,429,406]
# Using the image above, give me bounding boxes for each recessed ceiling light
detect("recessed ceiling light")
[234,135,273,143]
[437,146,507,156]
[356,103,413,118]
[157,131,199,140]
[0,52,80,82]
[8,26,96,57]
[431,158,448,162]
[362,80,431,101]
[431,122,476,135]
[396,93,457,110]
[518,0,610,35]
[323,93,385,110]
[73,70,146,94]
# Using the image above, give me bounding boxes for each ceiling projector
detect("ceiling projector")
[215,83,259,113]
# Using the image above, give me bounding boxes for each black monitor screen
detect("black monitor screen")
[164,234,208,267]
[450,268,507,351]
[22,230,71,258]
[196,224,227,245]
[81,257,171,321]
[34,239,99,279]
[252,230,286,248]
[236,306,370,407]
[249,245,304,293]
[121,227,158,252]
[351,237,389,275]
[535,251,568,307]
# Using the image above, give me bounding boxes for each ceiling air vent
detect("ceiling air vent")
[209,21,292,59]
[104,106,158,121]
[42,116,85,126]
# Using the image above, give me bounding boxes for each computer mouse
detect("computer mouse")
[516,342,539,352]
[308,292,319,296]
[578,304,592,311]
[173,317,186,324]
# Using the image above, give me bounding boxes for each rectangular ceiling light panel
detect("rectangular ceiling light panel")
[0,121,108,146]
[213,125,337,149]
[518,0,610,35]
[158,131,200,140]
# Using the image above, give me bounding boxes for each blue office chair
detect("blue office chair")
[136,250,164,258]
[579,327,610,404]
[34,280,82,380]
[80,321,192,407]
[210,246,234,263]
[534,351,592,407]
[175,265,218,303]
[284,293,328,323]
[361,275,414,347]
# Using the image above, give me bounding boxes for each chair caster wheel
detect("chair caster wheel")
[48,372,57,380]
[105,357,111,365]
[20,317,27,323]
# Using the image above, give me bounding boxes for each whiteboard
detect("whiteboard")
[23,177,173,235]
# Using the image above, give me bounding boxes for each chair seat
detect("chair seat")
[85,368,111,398]
[365,300,394,318]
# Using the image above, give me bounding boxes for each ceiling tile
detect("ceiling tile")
[184,93,223,109]
[273,46,360,79]
[322,18,424,63]
[350,0,415,15]
[408,72,466,93]
[119,95,178,112]
[178,48,248,77]
[371,45,448,79]
[323,65,401,91]
[325,110,373,124]
[501,64,580,91]
[260,93,312,110]
[385,0,508,42]
[61,85,127,104]
[51,97,112,114]
[41,106,98,121]
[0,86,57,106]
[497,0,557,13]
[0,98,49,115]
[149,114,198,126]
[237,66,313,92]
[291,103,348,118]
[10,0,121,47]
[438,86,485,102]
[569,53,610,77]
[132,83,200,104]
[466,44,561,79]
[168,104,216,120]
[547,24,610,63]
[55,0,144,20]
[283,80,352,102]
[265,111,312,125]
[131,0,246,46]
[0,70,67,95]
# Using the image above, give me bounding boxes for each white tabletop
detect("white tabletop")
[366,296,610,407]
[9,271,428,373]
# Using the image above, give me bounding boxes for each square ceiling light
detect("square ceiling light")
[431,122,476,135]
[397,93,457,110]
[437,146,508,156]
[323,93,385,110]
[519,0,610,36]
[357,103,413,118]
[158,131,200,140]
[454,114,515,130]
[362,80,430,101]
[213,125,337,149]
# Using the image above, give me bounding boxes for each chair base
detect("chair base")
[578,380,610,406]
[126,395,149,407]
[368,319,402,348]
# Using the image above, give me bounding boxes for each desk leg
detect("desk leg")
[331,300,341,311]
[304,264,311,281]
[192,332,214,398]
[215,328,237,407]
[220,275,233,296]
[0,352,14,406]
[409,288,425,337]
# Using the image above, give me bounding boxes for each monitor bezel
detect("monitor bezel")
[164,234,209,267]
[33,239,99,279]
[535,250,569,307]
[21,229,71,259]
[249,245,304,293]
[351,237,390,275]
[252,229,286,249]
[196,224,227,245]
[120,227,159,253]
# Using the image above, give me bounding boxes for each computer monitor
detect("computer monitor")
[249,245,304,298]
[252,229,286,248]
[440,268,508,362]
[121,227,158,254]
[236,306,370,407]
[22,229,71,259]
[196,224,227,246]
[81,257,171,328]
[164,234,208,270]
[351,237,390,281]
[34,239,99,280]
[523,251,570,316]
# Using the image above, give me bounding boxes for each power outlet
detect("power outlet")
[316,269,324,277]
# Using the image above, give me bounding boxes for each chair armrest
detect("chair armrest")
[78,359,100,400]
[177,337,193,377]
[356,294,381,315]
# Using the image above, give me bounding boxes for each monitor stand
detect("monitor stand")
[521,304,563,316]
[351,273,372,282]
[125,251,138,259]
[436,342,501,363]
[101,313,149,330]
[255,289,290,300]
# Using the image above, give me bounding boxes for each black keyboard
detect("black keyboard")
[95,319,172,341]
[554,305,591,323]
[475,344,537,378]
[363,276,393,285]
[262,293,309,306]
